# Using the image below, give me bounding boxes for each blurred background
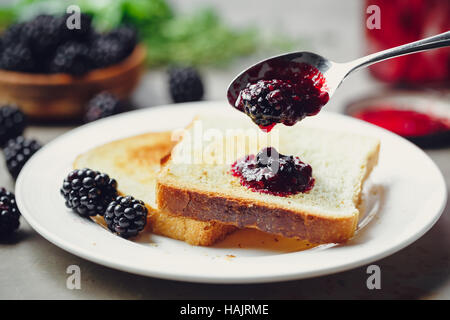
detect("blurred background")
[0,0,449,299]
[0,0,448,146]
[0,0,448,134]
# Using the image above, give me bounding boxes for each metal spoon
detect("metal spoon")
[227,31,450,106]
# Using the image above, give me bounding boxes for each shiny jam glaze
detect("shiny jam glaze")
[234,63,329,132]
[231,147,314,196]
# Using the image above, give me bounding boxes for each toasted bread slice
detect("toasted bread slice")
[74,131,236,246]
[156,112,380,244]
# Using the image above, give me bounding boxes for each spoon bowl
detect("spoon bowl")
[227,31,450,108]
[227,51,341,106]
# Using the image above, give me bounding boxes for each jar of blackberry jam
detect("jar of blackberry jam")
[365,0,450,86]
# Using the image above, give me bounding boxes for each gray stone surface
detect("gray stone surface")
[0,0,449,299]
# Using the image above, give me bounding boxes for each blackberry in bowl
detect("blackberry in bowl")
[60,13,93,42]
[61,168,118,217]
[0,43,35,73]
[0,13,137,75]
[2,23,25,47]
[105,195,148,238]
[106,26,137,57]
[0,14,144,121]
[89,27,137,69]
[50,41,93,76]
[20,14,64,57]
[89,35,126,69]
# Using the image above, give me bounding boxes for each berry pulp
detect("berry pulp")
[231,147,315,196]
[233,62,329,132]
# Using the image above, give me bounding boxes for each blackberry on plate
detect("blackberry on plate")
[168,66,204,103]
[107,26,137,55]
[105,195,148,238]
[84,92,124,123]
[3,136,41,179]
[0,188,20,238]
[20,14,63,56]
[89,35,127,69]
[0,43,35,72]
[61,168,118,217]
[0,105,27,147]
[50,41,92,75]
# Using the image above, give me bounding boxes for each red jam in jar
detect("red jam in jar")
[365,0,450,85]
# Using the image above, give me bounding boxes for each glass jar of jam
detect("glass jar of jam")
[365,0,450,86]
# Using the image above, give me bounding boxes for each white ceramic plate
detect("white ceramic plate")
[16,101,447,284]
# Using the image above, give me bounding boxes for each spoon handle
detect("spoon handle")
[344,31,450,76]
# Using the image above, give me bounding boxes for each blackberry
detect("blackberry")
[3,136,41,179]
[84,92,124,123]
[0,43,35,72]
[61,168,118,217]
[0,105,27,147]
[60,13,93,42]
[2,23,25,47]
[105,195,148,238]
[50,41,92,75]
[234,63,329,131]
[89,35,127,68]
[107,26,137,56]
[236,80,298,129]
[168,66,204,103]
[231,147,314,196]
[20,14,63,56]
[0,188,20,238]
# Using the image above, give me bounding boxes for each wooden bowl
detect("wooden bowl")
[0,44,146,121]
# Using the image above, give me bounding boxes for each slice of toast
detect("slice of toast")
[156,112,380,244]
[74,131,236,246]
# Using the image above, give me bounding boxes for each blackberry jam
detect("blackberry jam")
[234,63,329,131]
[231,147,314,196]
